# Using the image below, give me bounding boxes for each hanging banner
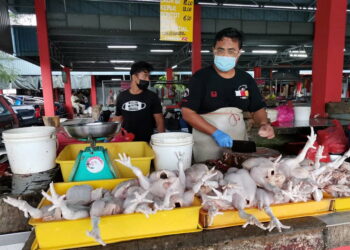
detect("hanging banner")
[160,0,194,42]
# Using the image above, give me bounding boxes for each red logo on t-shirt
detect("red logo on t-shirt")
[211,91,217,98]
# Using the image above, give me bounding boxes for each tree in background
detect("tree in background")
[0,51,18,86]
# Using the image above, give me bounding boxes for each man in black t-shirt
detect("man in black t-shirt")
[113,61,165,142]
[181,28,275,162]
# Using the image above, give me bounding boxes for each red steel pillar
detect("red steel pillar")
[0,90,3,94]
[254,66,262,79]
[63,67,74,118]
[166,68,173,81]
[311,0,347,117]
[34,0,55,116]
[91,75,97,106]
[166,68,173,98]
[192,4,201,74]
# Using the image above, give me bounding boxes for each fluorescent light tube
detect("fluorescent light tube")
[150,49,174,53]
[289,54,308,58]
[289,50,306,54]
[264,4,298,10]
[114,67,131,70]
[223,3,259,8]
[252,50,277,54]
[198,2,217,5]
[171,65,178,69]
[110,60,135,63]
[258,45,284,47]
[108,45,137,49]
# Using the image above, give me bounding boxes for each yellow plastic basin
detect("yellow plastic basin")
[56,142,155,181]
[200,198,334,229]
[29,179,202,250]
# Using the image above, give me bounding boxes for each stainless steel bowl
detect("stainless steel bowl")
[64,122,121,139]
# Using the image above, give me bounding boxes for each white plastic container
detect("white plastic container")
[2,126,57,174]
[266,109,278,123]
[151,132,193,171]
[294,106,311,121]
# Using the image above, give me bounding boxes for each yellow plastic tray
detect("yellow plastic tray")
[332,197,350,212]
[56,142,155,181]
[29,179,202,250]
[200,198,334,229]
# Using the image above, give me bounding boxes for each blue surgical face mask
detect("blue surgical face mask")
[214,55,236,72]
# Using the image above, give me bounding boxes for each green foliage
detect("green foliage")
[0,52,18,84]
[173,84,185,92]
[158,75,167,81]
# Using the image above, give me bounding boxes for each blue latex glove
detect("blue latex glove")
[211,129,233,148]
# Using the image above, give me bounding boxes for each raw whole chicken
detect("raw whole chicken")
[198,127,350,231]
[115,152,196,209]
[222,169,266,230]
[254,188,291,232]
[4,151,205,247]
[5,126,350,244]
[243,155,285,193]
[278,127,317,179]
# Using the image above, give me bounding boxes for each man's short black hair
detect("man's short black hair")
[130,61,154,76]
[213,27,243,49]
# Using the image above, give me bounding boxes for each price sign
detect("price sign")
[160,0,194,42]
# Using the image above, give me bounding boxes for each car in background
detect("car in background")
[3,95,67,126]
[3,95,42,126]
[0,95,19,146]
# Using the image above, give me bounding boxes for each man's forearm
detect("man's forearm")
[154,114,165,132]
[156,118,165,132]
[112,116,123,122]
[251,108,269,126]
[181,107,217,135]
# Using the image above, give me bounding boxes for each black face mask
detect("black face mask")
[137,80,150,90]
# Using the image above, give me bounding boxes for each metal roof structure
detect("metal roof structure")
[3,0,350,73]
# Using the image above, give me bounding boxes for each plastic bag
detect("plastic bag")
[110,128,135,142]
[276,103,294,123]
[306,142,330,163]
[56,128,85,154]
[317,120,348,154]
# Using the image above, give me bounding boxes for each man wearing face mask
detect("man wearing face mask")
[113,61,165,141]
[181,28,275,162]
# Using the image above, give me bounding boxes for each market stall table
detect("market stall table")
[248,118,350,152]
[269,118,349,135]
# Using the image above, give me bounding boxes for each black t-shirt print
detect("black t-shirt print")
[115,89,163,142]
[181,66,266,114]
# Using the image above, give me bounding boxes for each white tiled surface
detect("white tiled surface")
[0,243,25,250]
[0,231,31,249]
[316,211,350,227]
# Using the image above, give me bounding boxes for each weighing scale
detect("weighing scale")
[64,122,121,182]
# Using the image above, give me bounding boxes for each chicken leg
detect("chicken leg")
[255,188,290,232]
[42,183,89,220]
[116,153,150,190]
[86,216,106,246]
[3,197,43,219]
[232,193,266,230]
[264,206,291,232]
[175,151,186,187]
[123,190,153,214]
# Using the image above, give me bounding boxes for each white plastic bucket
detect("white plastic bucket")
[294,106,311,121]
[2,126,57,174]
[151,132,193,171]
